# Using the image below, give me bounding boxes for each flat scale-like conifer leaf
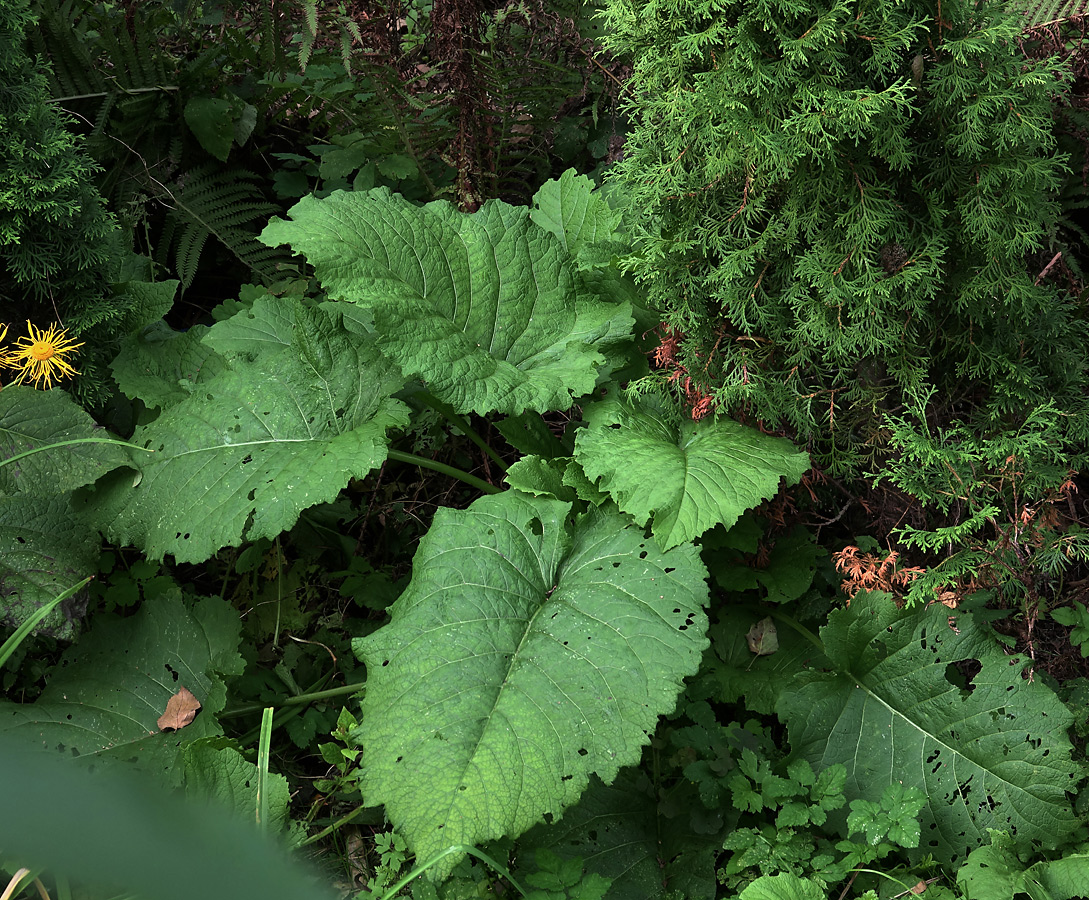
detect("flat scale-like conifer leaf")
[259,187,633,416]
[0,590,243,781]
[777,592,1079,865]
[87,301,409,563]
[352,491,709,879]
[575,398,810,549]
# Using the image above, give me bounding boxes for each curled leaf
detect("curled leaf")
[157,687,201,732]
[746,618,778,656]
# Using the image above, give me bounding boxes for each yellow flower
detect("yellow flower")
[5,321,85,389]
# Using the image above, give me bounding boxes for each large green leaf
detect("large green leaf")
[517,772,719,900]
[738,874,825,900]
[0,589,243,781]
[111,321,228,411]
[86,300,410,563]
[0,385,129,496]
[259,187,634,416]
[705,608,829,716]
[203,295,296,359]
[530,169,626,268]
[184,97,237,162]
[575,398,811,549]
[959,834,1089,900]
[777,592,1080,866]
[0,740,336,900]
[0,495,98,639]
[182,738,292,831]
[352,491,709,878]
[0,386,129,637]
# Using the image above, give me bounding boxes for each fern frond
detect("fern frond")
[155,166,283,290]
[1017,0,1089,29]
[29,0,105,101]
[96,10,169,91]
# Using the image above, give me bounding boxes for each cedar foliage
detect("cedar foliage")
[0,0,122,402]
[604,0,1089,475]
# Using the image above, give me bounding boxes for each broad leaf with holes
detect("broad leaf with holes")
[0,496,98,640]
[259,187,634,416]
[111,322,227,411]
[0,386,130,637]
[352,491,709,878]
[181,738,292,830]
[0,589,242,781]
[575,397,810,549]
[777,591,1079,865]
[0,385,129,497]
[85,300,409,563]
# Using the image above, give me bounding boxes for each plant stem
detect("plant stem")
[413,393,508,472]
[219,681,366,719]
[0,577,92,668]
[763,606,824,652]
[256,708,274,833]
[298,805,381,847]
[0,437,151,470]
[387,449,501,494]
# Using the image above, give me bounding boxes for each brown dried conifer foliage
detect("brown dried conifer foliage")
[429,0,493,210]
[334,0,624,209]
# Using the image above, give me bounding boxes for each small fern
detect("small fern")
[28,0,106,101]
[1018,0,1089,29]
[155,166,285,291]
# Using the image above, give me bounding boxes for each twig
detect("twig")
[892,877,941,898]
[836,870,859,900]
[1034,250,1062,285]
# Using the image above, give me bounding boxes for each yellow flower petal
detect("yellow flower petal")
[6,321,85,390]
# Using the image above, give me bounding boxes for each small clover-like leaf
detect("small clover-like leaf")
[1052,602,1089,657]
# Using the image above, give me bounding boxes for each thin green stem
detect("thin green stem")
[762,606,824,652]
[51,86,179,103]
[219,681,365,719]
[851,869,914,892]
[387,449,501,494]
[0,577,92,668]
[369,845,529,900]
[0,437,151,470]
[299,805,375,848]
[413,393,508,472]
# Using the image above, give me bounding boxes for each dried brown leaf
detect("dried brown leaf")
[157,686,201,732]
